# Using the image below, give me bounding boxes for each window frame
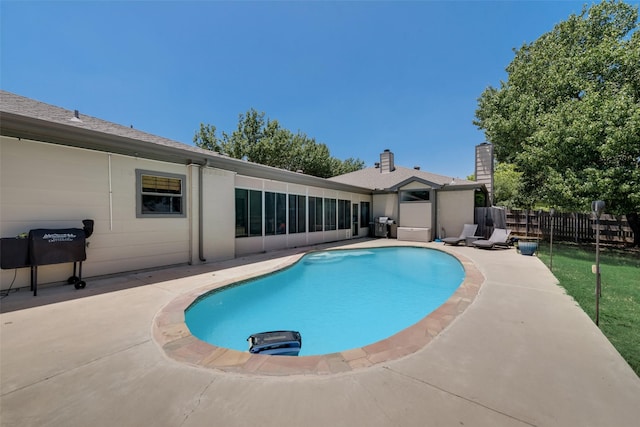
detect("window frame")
[324,198,337,231]
[265,191,287,235]
[338,199,351,230]
[235,188,263,237]
[400,189,431,203]
[308,196,324,232]
[360,201,371,226]
[288,194,307,234]
[136,169,186,218]
[248,190,263,236]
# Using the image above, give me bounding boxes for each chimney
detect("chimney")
[475,142,494,204]
[380,149,395,173]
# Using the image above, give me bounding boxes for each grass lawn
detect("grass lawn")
[536,242,640,377]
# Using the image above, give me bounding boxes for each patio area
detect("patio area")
[1,239,639,426]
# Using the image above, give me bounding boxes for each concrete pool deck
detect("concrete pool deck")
[1,239,639,426]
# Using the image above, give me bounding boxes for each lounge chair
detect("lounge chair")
[442,224,478,246]
[472,228,512,249]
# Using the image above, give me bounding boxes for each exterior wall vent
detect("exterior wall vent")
[70,109,82,122]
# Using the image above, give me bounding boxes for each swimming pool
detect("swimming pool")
[185,247,465,356]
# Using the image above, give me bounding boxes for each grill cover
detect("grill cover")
[29,228,86,266]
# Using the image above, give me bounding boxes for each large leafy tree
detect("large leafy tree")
[194,109,364,178]
[475,0,640,246]
[493,162,523,208]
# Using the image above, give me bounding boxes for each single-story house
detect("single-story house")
[0,91,484,290]
[329,150,482,241]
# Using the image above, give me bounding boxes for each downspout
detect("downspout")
[395,191,401,228]
[198,162,206,262]
[108,153,113,231]
[187,163,194,265]
[433,189,439,240]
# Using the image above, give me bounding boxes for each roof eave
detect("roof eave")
[440,183,486,191]
[0,112,372,195]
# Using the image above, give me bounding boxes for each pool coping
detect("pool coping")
[152,246,484,376]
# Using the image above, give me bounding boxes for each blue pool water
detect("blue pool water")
[185,247,465,356]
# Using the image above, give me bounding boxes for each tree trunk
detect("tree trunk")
[626,212,640,247]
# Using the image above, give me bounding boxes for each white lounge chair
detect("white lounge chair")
[472,228,512,249]
[442,224,478,246]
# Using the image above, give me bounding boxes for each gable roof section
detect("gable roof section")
[0,91,371,195]
[388,176,443,191]
[329,165,480,192]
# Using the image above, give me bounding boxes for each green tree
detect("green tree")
[194,109,364,178]
[474,0,640,246]
[193,123,224,153]
[330,156,367,176]
[493,163,522,208]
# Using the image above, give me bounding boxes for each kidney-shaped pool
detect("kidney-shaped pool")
[185,247,465,356]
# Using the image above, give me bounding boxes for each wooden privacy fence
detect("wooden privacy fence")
[503,209,634,244]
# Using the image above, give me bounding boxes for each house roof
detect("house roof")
[329,164,480,192]
[0,90,371,195]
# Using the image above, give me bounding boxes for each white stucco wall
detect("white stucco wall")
[372,194,398,220]
[397,183,433,230]
[201,167,236,262]
[372,183,475,241]
[0,136,194,289]
[401,181,431,190]
[0,135,373,289]
[399,203,431,228]
[437,190,476,239]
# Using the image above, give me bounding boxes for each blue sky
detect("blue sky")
[1,0,613,178]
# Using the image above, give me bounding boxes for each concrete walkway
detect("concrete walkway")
[1,240,639,426]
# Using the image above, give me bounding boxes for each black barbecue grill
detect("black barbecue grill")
[374,217,394,238]
[1,219,94,296]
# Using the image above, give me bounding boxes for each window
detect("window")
[288,194,306,234]
[249,190,263,236]
[324,198,337,231]
[235,189,263,237]
[136,170,185,217]
[400,190,430,202]
[338,200,351,230]
[360,201,371,226]
[235,189,248,236]
[265,192,287,235]
[308,197,323,232]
